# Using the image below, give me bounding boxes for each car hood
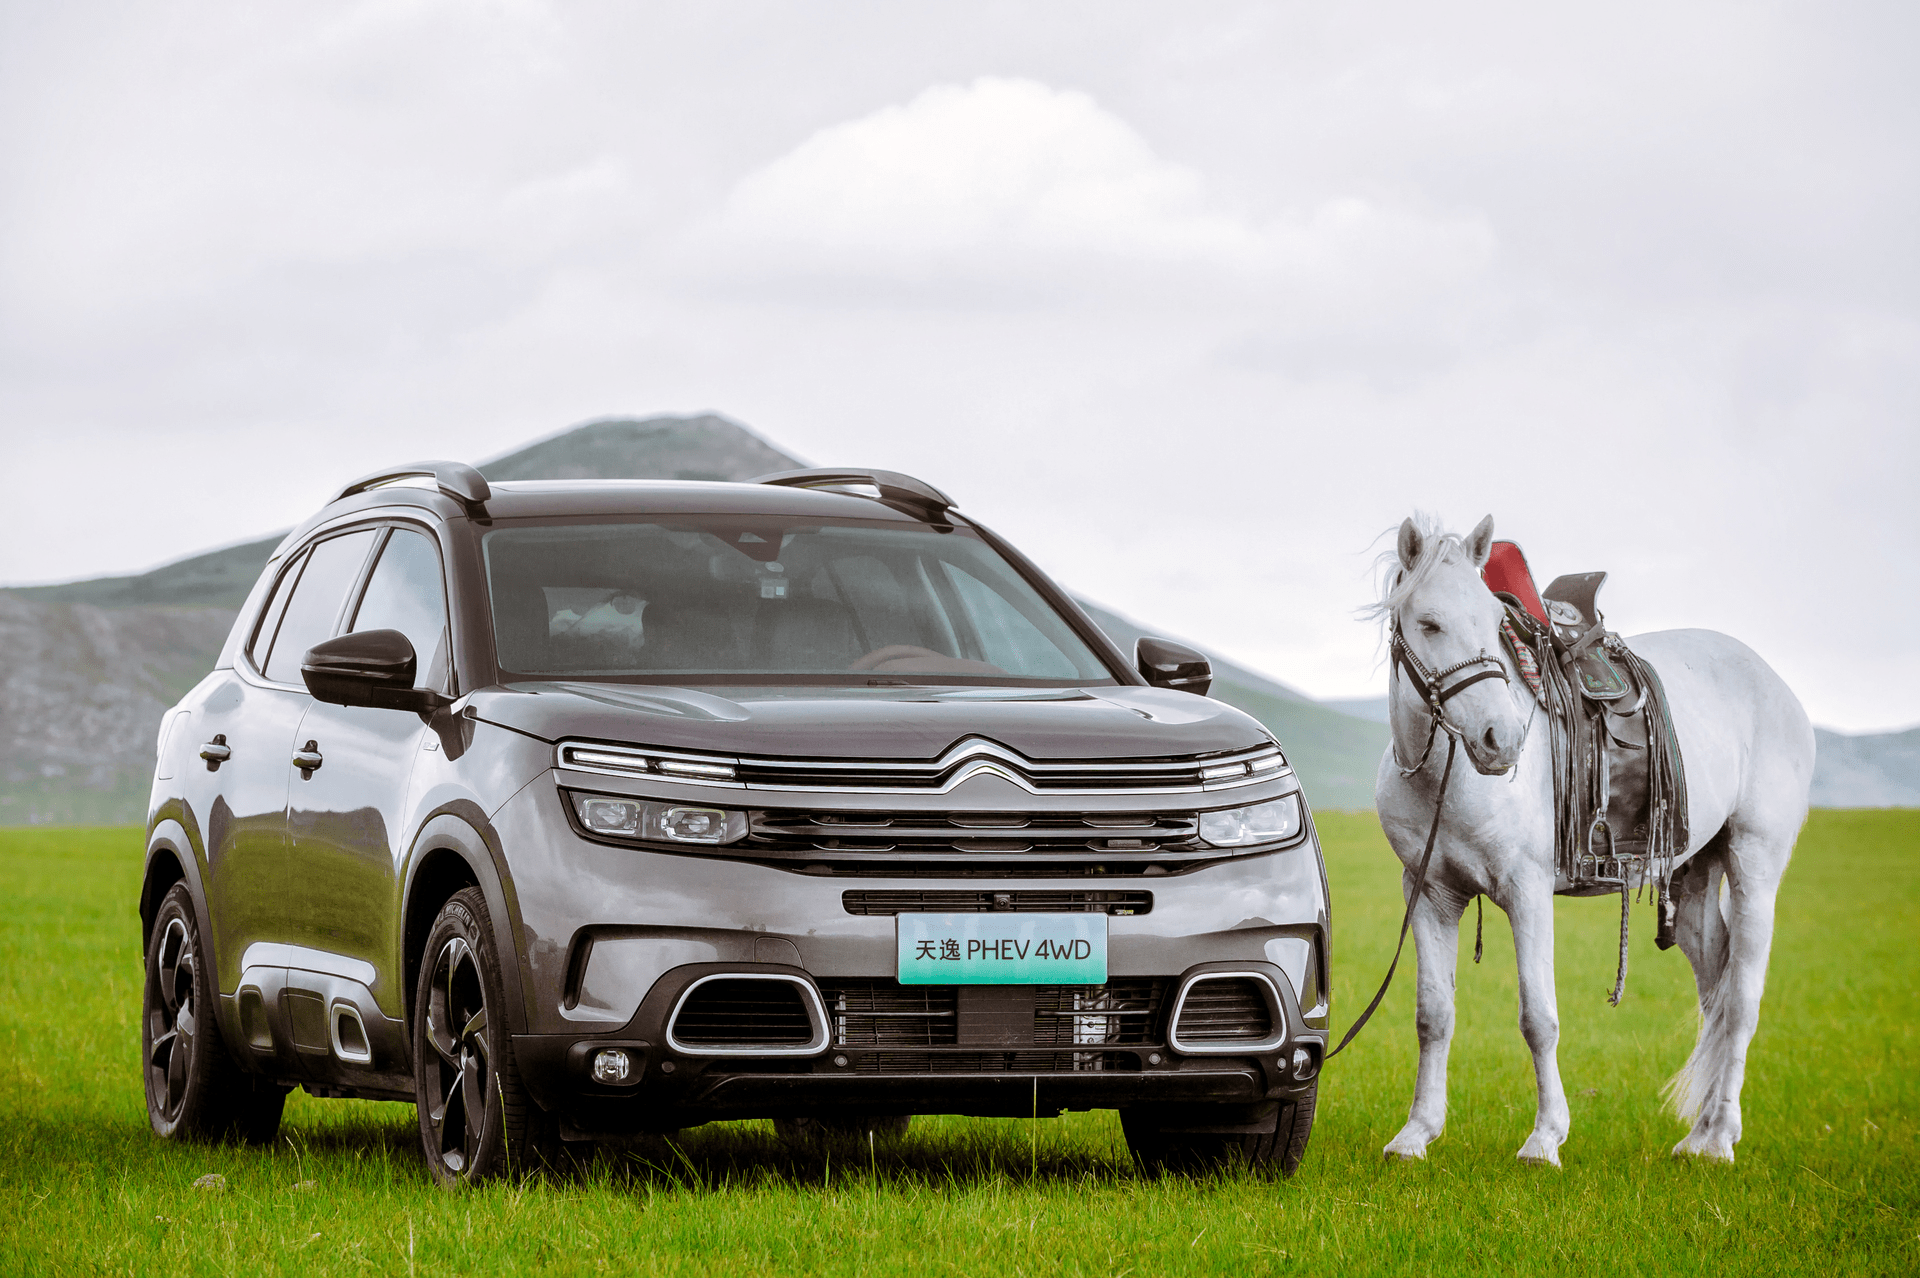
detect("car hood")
[465,682,1272,761]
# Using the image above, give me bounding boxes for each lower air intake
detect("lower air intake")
[1170,975,1281,1051]
[668,976,825,1054]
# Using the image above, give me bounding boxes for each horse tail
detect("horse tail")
[1660,845,1733,1123]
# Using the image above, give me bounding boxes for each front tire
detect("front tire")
[142,883,285,1144]
[1121,1085,1317,1176]
[412,887,552,1186]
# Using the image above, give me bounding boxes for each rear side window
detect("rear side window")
[262,530,379,684]
[349,529,450,693]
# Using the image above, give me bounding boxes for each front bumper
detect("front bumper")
[515,958,1326,1133]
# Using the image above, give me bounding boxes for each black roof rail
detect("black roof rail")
[330,461,491,515]
[753,468,955,522]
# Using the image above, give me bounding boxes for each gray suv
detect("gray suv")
[140,463,1329,1183]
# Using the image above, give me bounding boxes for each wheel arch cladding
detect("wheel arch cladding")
[142,821,207,955]
[401,809,525,1038]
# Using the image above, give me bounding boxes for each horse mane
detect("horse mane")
[1361,510,1473,633]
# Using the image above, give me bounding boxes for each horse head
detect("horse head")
[1381,513,1528,777]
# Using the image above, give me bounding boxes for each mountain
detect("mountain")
[0,594,236,825]
[1811,727,1920,807]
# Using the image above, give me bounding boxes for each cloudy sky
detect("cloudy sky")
[3,1,1914,731]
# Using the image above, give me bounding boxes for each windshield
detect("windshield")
[481,517,1116,685]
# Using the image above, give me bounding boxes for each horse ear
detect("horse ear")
[1397,518,1422,571]
[1465,514,1495,568]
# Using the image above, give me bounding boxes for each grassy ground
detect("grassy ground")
[1,812,1913,1276]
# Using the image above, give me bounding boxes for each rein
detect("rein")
[1327,733,1458,1059]
[1328,625,1514,1060]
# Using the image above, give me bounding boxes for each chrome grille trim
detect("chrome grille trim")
[556,736,1288,796]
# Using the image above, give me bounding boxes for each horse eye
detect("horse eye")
[1419,620,1442,636]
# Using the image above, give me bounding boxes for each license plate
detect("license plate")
[896,913,1107,985]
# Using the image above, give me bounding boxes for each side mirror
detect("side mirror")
[1136,637,1212,697]
[302,630,448,714]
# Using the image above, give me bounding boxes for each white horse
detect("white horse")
[1370,513,1813,1165]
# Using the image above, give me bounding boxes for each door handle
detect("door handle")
[199,735,231,771]
[293,741,323,780]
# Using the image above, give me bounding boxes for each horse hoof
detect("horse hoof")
[1516,1138,1563,1167]
[1670,1136,1735,1164]
[1382,1136,1429,1161]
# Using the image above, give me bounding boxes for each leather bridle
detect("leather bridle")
[1389,624,1512,775]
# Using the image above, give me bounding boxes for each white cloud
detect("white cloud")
[708,77,1495,309]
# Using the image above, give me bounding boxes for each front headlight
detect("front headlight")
[570,793,748,845]
[1198,793,1303,847]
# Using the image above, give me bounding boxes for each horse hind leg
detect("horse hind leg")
[1665,822,1788,1162]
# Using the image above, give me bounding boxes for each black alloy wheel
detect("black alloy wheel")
[143,882,286,1144]
[1120,1084,1318,1176]
[413,886,551,1186]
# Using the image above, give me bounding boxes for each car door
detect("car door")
[286,524,450,1019]
[197,529,380,991]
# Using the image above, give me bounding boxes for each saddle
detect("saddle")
[1483,542,1689,954]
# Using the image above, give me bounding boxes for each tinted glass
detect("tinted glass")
[263,529,378,684]
[482,518,1111,684]
[247,550,306,671]
[350,529,450,692]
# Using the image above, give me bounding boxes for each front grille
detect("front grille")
[822,983,957,1047]
[818,979,1167,1049]
[735,741,1284,793]
[1172,977,1275,1044]
[850,1051,1140,1073]
[671,979,815,1047]
[1032,980,1166,1046]
[841,889,1152,916]
[802,861,1190,879]
[558,736,1287,795]
[752,810,1198,855]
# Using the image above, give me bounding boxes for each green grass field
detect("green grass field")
[1,812,1914,1275]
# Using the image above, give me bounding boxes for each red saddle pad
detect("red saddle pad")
[1483,540,1547,626]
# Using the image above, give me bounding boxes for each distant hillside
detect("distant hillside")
[1812,727,1920,807]
[0,594,234,825]
[484,413,803,484]
[1073,600,1384,809]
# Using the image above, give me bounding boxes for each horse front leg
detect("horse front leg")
[1506,876,1570,1166]
[1383,880,1467,1160]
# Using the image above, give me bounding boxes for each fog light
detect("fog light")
[1147,1052,1163,1066]
[591,1048,631,1083]
[1291,1047,1317,1080]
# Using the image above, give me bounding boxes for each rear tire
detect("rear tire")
[142,883,286,1145]
[412,887,556,1186]
[1121,1085,1317,1176]
[774,1113,912,1145]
